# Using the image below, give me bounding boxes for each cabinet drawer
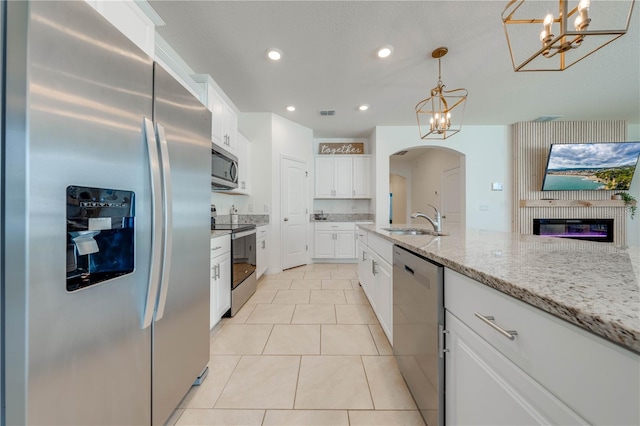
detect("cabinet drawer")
[315,222,354,231]
[367,233,392,264]
[257,225,269,239]
[356,229,368,246]
[445,268,640,426]
[210,234,231,255]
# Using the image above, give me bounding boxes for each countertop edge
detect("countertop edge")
[359,224,640,354]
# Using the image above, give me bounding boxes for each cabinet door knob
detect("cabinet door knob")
[284,217,289,222]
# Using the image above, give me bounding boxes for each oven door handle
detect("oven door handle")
[232,229,257,239]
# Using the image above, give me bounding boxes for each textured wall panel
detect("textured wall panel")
[512,121,628,245]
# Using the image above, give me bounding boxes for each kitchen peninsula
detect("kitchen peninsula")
[358,223,639,425]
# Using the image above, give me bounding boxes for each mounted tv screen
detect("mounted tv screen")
[541,142,640,191]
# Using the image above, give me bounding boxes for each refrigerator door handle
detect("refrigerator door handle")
[142,117,163,329]
[154,123,173,322]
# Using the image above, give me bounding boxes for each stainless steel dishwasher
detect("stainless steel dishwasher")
[393,245,444,426]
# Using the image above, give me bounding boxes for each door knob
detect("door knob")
[284,217,289,221]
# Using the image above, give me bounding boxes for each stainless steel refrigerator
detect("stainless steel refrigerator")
[1,1,212,424]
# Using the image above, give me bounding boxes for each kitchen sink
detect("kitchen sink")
[382,228,446,236]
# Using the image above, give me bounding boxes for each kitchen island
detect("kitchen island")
[358,224,639,425]
[358,224,639,353]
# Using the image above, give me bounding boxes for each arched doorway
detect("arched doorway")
[389,147,466,232]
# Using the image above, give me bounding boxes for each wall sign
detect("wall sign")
[318,142,364,155]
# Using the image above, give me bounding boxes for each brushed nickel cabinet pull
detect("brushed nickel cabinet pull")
[474,312,518,340]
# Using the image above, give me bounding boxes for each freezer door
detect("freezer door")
[151,63,212,425]
[3,2,154,425]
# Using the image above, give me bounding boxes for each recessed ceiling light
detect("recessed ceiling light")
[286,106,295,112]
[267,48,283,61]
[377,45,393,58]
[358,105,369,111]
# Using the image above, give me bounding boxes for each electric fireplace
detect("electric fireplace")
[533,219,614,243]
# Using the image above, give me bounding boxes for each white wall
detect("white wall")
[409,148,462,225]
[373,125,512,231]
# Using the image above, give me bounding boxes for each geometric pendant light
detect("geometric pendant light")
[415,47,468,140]
[502,0,636,71]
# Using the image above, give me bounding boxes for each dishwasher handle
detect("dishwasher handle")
[404,264,415,276]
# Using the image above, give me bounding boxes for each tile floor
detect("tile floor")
[167,263,425,426]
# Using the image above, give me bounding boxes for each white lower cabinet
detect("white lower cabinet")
[445,311,586,425]
[313,222,355,259]
[210,234,231,329]
[356,229,393,343]
[256,225,269,279]
[445,268,640,426]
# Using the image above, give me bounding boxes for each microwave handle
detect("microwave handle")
[230,160,238,183]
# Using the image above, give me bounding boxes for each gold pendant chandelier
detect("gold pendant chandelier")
[415,47,468,140]
[502,0,636,72]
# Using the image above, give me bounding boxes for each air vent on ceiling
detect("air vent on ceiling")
[393,150,408,156]
[320,110,335,116]
[532,115,563,122]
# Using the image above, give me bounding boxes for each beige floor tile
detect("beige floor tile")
[309,289,346,304]
[210,324,273,355]
[246,304,295,324]
[335,304,379,324]
[321,324,378,355]
[272,289,311,304]
[278,269,306,279]
[175,409,265,425]
[225,303,256,325]
[369,324,393,355]
[362,356,417,409]
[351,279,363,290]
[330,270,358,279]
[263,409,349,425]
[215,356,300,409]
[313,264,339,271]
[263,325,320,355]
[259,273,279,281]
[344,288,370,305]
[246,289,277,304]
[348,410,425,426]
[165,408,184,426]
[258,279,293,290]
[321,279,353,290]
[295,355,373,409]
[290,279,322,290]
[304,271,332,279]
[179,355,241,408]
[291,305,336,324]
[338,263,358,270]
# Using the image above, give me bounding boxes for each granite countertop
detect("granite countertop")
[310,213,375,222]
[359,224,640,354]
[211,230,232,237]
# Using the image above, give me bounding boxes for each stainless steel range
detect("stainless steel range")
[212,223,257,316]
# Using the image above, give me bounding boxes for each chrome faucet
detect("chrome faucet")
[411,204,442,233]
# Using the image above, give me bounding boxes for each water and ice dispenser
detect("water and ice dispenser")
[66,185,135,292]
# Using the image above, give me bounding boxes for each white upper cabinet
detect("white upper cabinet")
[314,155,370,199]
[192,75,238,154]
[234,132,251,195]
[352,156,371,198]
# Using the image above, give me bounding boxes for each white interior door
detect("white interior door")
[442,167,462,233]
[390,173,408,224]
[281,156,308,269]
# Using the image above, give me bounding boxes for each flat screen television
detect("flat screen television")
[541,142,640,191]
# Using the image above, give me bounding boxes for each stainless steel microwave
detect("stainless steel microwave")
[211,145,238,189]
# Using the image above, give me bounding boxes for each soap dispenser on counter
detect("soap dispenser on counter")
[230,205,238,224]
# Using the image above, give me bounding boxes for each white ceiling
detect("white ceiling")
[149,1,640,139]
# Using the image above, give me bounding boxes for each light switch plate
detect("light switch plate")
[491,182,503,191]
